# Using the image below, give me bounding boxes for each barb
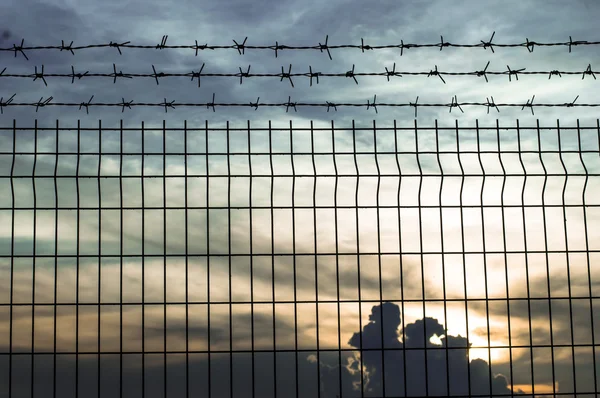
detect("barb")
[108,40,130,55]
[190,63,205,88]
[3,34,600,59]
[410,96,419,118]
[151,65,165,85]
[159,97,176,113]
[193,40,213,56]
[548,70,561,79]
[271,41,289,58]
[521,94,536,115]
[110,63,132,83]
[279,64,294,87]
[448,95,464,113]
[206,93,216,112]
[345,64,358,84]
[68,65,89,84]
[582,64,596,80]
[475,61,490,82]
[480,31,496,53]
[156,35,168,50]
[232,37,247,55]
[318,35,332,60]
[2,63,596,86]
[427,65,446,84]
[525,38,537,53]
[118,97,133,113]
[399,39,415,56]
[11,39,28,60]
[78,95,94,114]
[307,65,321,87]
[0,93,598,115]
[438,35,451,51]
[59,40,75,55]
[32,65,48,86]
[366,94,378,114]
[0,93,16,114]
[565,95,579,108]
[569,35,589,53]
[360,38,373,53]
[34,95,53,112]
[486,96,500,114]
[236,65,251,85]
[284,95,297,113]
[385,63,402,81]
[505,65,526,82]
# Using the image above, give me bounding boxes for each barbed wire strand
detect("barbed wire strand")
[0,62,597,87]
[1,34,598,60]
[0,93,589,116]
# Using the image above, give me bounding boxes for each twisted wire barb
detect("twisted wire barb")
[2,34,598,60]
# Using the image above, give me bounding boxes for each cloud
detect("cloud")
[319,302,521,397]
[2,0,600,124]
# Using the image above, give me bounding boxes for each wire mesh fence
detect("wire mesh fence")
[0,118,598,397]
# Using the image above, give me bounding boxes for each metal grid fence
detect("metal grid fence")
[0,119,599,397]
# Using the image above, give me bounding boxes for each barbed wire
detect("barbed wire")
[0,93,590,117]
[0,62,597,87]
[1,34,598,60]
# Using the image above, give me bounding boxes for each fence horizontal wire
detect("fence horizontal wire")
[2,123,599,131]
[0,119,598,398]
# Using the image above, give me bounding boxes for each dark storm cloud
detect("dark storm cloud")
[322,302,520,397]
[1,0,599,124]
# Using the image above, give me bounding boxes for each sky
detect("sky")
[0,0,599,397]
